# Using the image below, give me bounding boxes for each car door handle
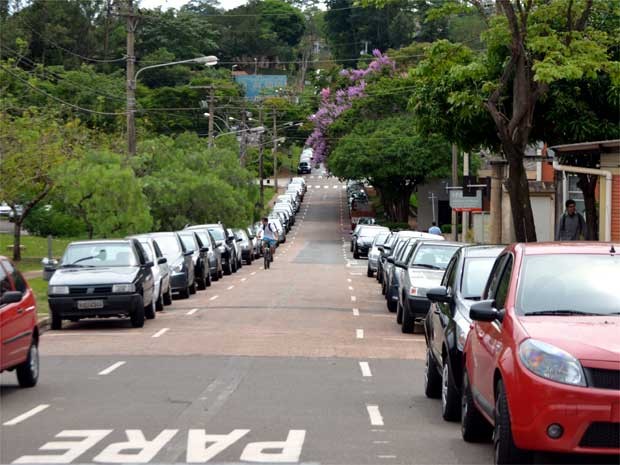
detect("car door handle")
[16,308,24,314]
[433,309,440,315]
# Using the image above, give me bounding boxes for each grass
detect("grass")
[28,276,49,319]
[0,234,81,271]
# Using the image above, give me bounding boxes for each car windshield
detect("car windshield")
[461,257,497,299]
[412,245,459,270]
[179,234,196,252]
[62,243,137,267]
[208,228,225,241]
[360,228,386,238]
[373,233,389,246]
[154,235,181,257]
[517,254,620,316]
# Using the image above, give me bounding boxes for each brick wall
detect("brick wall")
[612,175,620,242]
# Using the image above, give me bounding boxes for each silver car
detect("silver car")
[128,235,172,310]
[367,232,390,277]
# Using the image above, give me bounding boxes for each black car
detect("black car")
[423,245,504,421]
[352,225,389,259]
[185,226,223,281]
[297,161,311,174]
[47,239,156,329]
[178,230,211,290]
[204,223,238,275]
[148,232,195,298]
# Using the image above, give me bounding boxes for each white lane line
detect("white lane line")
[359,361,372,377]
[3,404,50,426]
[227,285,235,290]
[373,441,390,444]
[348,286,354,291]
[241,278,247,282]
[378,456,396,459]
[366,405,384,426]
[186,308,198,315]
[209,295,219,301]
[356,329,364,339]
[351,296,357,302]
[251,271,256,276]
[352,308,360,316]
[383,337,426,342]
[347,278,352,282]
[98,361,126,376]
[152,328,169,338]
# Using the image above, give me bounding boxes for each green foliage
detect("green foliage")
[23,204,86,237]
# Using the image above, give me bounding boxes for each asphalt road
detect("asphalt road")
[1,169,611,465]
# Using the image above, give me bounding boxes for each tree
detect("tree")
[0,111,85,260]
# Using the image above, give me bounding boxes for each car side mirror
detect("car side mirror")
[377,246,384,253]
[216,241,223,247]
[236,238,243,242]
[184,251,194,257]
[228,235,235,241]
[157,257,167,265]
[1,290,23,304]
[144,261,154,268]
[387,257,394,264]
[200,247,209,253]
[470,300,504,323]
[395,262,406,269]
[427,286,452,304]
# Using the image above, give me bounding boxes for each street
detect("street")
[0,173,495,464]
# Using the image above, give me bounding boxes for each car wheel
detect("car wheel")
[401,300,415,333]
[145,295,156,320]
[381,279,386,295]
[396,300,403,325]
[423,347,442,398]
[494,381,532,464]
[179,284,190,299]
[197,269,207,290]
[155,283,164,311]
[367,267,373,278]
[224,260,232,275]
[350,242,354,252]
[50,310,62,330]
[16,341,39,388]
[387,297,397,313]
[131,297,145,328]
[461,367,492,442]
[441,358,461,421]
[353,249,359,259]
[206,271,212,287]
[189,279,197,294]
[163,285,172,305]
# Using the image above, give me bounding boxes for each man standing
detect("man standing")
[428,222,442,235]
[555,199,588,241]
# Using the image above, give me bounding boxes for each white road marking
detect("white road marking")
[3,404,50,426]
[152,328,169,338]
[186,308,198,315]
[352,308,360,316]
[371,314,393,318]
[227,285,235,290]
[373,441,390,444]
[209,295,219,301]
[98,361,126,376]
[378,455,397,459]
[348,286,354,291]
[356,329,364,339]
[349,272,363,276]
[251,271,256,275]
[383,337,426,342]
[359,361,372,377]
[240,278,247,282]
[366,405,384,426]
[347,278,352,282]
[324,185,329,189]
[351,296,357,302]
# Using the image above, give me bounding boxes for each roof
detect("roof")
[462,244,505,258]
[513,242,618,255]
[549,139,620,156]
[416,240,462,247]
[68,239,131,245]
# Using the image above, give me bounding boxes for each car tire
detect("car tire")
[224,260,232,275]
[197,269,207,290]
[494,381,532,464]
[16,341,39,388]
[350,242,354,252]
[189,280,197,294]
[179,284,190,299]
[367,267,373,278]
[131,297,145,328]
[206,271,212,287]
[461,367,492,442]
[155,285,164,311]
[396,300,403,325]
[163,285,172,305]
[442,358,461,421]
[423,347,442,398]
[387,297,397,313]
[353,248,359,259]
[50,310,62,330]
[145,295,156,320]
[381,279,387,295]
[401,301,414,332]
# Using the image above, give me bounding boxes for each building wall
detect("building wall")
[600,152,620,242]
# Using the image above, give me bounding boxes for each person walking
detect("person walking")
[428,222,442,235]
[555,199,588,241]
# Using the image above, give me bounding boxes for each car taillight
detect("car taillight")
[409,287,418,296]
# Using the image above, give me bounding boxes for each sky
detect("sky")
[140,0,249,11]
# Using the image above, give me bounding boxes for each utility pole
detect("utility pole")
[272,107,278,193]
[462,152,470,240]
[208,86,214,148]
[258,103,264,208]
[239,102,247,166]
[451,144,459,241]
[125,0,138,157]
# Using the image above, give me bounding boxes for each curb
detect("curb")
[39,317,51,334]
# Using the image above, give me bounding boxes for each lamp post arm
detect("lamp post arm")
[134,58,208,81]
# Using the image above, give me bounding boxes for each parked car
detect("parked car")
[148,232,195,298]
[357,217,376,226]
[47,239,156,328]
[367,232,390,277]
[0,257,39,387]
[204,224,237,275]
[353,225,390,259]
[128,235,172,310]
[396,240,461,333]
[178,230,211,290]
[226,228,243,271]
[376,232,397,284]
[267,216,286,244]
[185,226,223,281]
[246,226,261,259]
[461,242,620,463]
[234,228,254,265]
[297,160,312,174]
[422,245,504,420]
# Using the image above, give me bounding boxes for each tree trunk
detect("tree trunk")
[577,173,598,240]
[12,220,22,261]
[503,144,538,242]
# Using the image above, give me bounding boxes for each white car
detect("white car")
[128,235,172,310]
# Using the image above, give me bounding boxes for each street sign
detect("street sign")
[449,189,482,212]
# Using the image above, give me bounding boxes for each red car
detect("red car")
[462,242,619,464]
[0,256,39,387]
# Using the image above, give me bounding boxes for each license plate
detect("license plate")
[77,300,104,310]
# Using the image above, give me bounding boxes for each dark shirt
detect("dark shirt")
[555,212,587,241]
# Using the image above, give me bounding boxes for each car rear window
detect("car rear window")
[411,244,459,270]
[62,243,137,267]
[208,228,225,241]
[517,254,620,316]
[461,257,497,299]
[138,240,154,262]
[179,234,197,251]
[154,235,181,256]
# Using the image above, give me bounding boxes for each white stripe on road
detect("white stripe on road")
[356,329,364,339]
[98,361,126,376]
[240,278,247,282]
[152,328,169,338]
[251,272,256,276]
[3,405,49,426]
[378,456,396,459]
[227,285,235,290]
[348,286,354,291]
[359,361,372,377]
[352,308,360,316]
[351,296,357,302]
[374,441,390,444]
[366,405,384,426]
[186,308,198,315]
[209,295,219,301]
[347,278,352,282]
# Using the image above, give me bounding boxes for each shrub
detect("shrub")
[23,205,86,237]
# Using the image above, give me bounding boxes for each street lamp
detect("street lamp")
[127,55,219,156]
